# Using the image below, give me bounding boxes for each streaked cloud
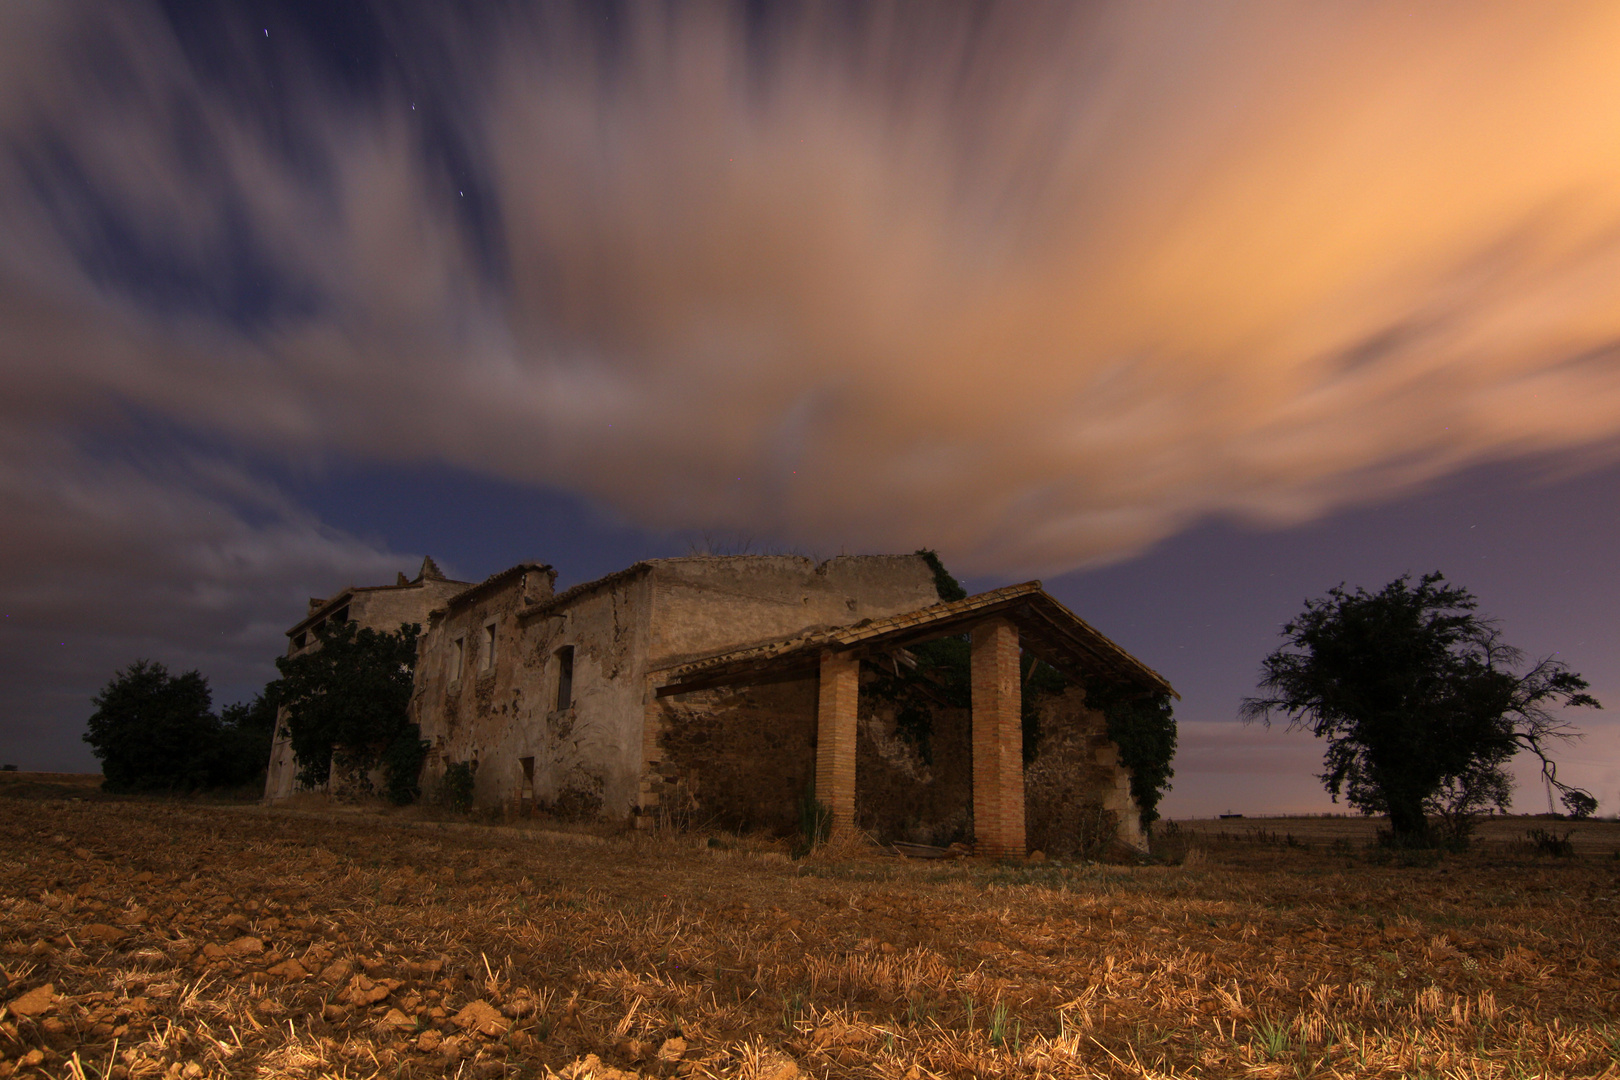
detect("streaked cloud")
[0,424,407,767]
[7,2,1620,766]
[8,3,1620,576]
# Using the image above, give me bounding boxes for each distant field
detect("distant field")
[0,772,105,802]
[1170,813,1620,857]
[1,799,1617,1078]
[0,772,102,787]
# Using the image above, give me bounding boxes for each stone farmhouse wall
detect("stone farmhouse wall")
[650,679,820,833]
[1025,686,1145,854]
[413,566,650,820]
[264,568,468,801]
[414,555,941,823]
[648,669,1142,852]
[645,556,942,667]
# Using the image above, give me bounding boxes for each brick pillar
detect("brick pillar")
[971,618,1026,858]
[816,650,860,835]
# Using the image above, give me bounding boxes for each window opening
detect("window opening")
[450,637,465,682]
[520,756,535,818]
[555,645,574,711]
[481,623,496,672]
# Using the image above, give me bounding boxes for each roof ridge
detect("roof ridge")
[659,581,1176,699]
[518,562,653,619]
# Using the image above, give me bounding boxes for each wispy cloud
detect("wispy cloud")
[0,424,408,767]
[6,1,1620,588]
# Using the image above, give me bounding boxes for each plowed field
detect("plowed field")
[1,798,1618,1078]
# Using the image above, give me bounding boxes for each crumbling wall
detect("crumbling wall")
[413,570,650,821]
[1025,686,1146,855]
[854,673,973,845]
[648,679,818,834]
[344,581,464,638]
[645,666,977,844]
[645,555,939,667]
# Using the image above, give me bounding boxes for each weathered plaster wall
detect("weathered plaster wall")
[645,555,940,667]
[346,584,461,637]
[414,571,652,821]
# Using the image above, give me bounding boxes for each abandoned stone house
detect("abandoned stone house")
[265,552,1176,856]
[264,556,472,801]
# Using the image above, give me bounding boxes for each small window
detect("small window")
[292,632,307,650]
[480,623,497,672]
[331,605,350,624]
[555,645,574,711]
[450,636,465,682]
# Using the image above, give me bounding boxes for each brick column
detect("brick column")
[815,650,860,835]
[971,618,1026,858]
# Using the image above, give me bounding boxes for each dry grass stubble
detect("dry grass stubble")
[0,800,1617,1078]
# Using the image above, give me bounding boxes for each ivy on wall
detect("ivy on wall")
[896,549,1178,830]
[1082,680,1177,828]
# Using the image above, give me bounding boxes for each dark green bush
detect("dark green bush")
[441,760,477,813]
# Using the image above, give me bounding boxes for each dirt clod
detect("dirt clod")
[452,999,507,1037]
[7,983,54,1017]
[3,799,1616,1079]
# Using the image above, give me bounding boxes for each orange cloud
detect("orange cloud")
[6,3,1620,574]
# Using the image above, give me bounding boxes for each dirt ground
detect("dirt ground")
[1,793,1617,1079]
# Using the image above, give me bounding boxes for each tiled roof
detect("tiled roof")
[658,582,1176,698]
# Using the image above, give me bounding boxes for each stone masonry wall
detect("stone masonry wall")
[413,571,652,821]
[646,666,977,844]
[1025,685,1146,855]
[648,678,819,834]
[854,672,973,845]
[645,555,940,668]
[644,667,1145,853]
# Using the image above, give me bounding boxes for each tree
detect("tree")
[84,660,217,791]
[1241,573,1600,846]
[272,619,423,802]
[208,684,282,789]
[84,662,286,792]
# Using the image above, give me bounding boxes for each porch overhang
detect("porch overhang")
[653,582,1176,699]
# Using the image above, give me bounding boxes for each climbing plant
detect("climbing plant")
[1082,680,1178,829]
[914,548,968,602]
[272,619,421,795]
[882,550,1178,831]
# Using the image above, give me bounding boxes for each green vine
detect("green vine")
[895,550,1177,831]
[1083,681,1177,829]
[914,548,967,602]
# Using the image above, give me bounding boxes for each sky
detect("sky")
[2,1,1618,818]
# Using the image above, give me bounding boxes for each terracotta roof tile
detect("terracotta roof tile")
[659,581,1175,699]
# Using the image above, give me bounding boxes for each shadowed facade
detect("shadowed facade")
[269,554,1174,856]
